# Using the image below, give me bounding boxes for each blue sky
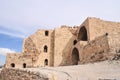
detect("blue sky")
[0,0,120,65]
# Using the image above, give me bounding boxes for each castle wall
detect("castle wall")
[88,17,120,40]
[5,53,32,68]
[54,27,76,66]
[5,17,120,68]
[26,30,54,67]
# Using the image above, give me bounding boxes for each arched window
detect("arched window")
[78,26,88,41]
[23,63,26,68]
[45,31,49,36]
[44,59,48,66]
[44,45,48,53]
[11,63,15,68]
[73,40,77,45]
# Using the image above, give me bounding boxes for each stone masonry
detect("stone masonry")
[5,17,120,68]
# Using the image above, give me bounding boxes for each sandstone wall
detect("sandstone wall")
[80,34,109,63]
[54,27,76,66]
[27,30,54,67]
[23,30,54,67]
[5,53,32,68]
[88,17,120,40]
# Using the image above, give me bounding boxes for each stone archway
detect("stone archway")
[72,48,79,65]
[78,26,88,41]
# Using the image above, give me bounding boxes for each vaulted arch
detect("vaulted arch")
[78,26,88,41]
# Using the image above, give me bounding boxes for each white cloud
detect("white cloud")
[0,48,16,55]
[0,30,25,38]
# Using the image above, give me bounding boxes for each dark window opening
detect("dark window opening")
[105,33,108,36]
[78,26,88,41]
[72,48,79,65]
[44,59,48,66]
[23,63,26,68]
[73,40,77,45]
[44,45,48,52]
[45,31,49,36]
[11,63,15,68]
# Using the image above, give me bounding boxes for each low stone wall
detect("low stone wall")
[1,68,49,80]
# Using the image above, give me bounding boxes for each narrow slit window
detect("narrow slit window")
[23,63,26,68]
[44,45,48,53]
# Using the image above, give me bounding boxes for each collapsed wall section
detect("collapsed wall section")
[80,34,109,63]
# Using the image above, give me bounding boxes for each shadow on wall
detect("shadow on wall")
[59,35,78,66]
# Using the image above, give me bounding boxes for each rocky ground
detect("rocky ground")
[1,60,120,80]
[26,60,120,80]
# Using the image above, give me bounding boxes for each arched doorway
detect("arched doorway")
[44,59,48,66]
[78,26,88,41]
[72,48,79,65]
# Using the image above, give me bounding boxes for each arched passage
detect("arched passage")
[78,26,88,41]
[72,48,79,65]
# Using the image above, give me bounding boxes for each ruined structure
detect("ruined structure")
[5,17,120,68]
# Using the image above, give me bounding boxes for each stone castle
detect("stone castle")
[5,17,120,68]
